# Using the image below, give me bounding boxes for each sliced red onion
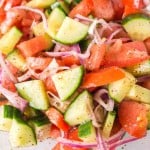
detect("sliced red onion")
[17,70,32,82]
[75,14,94,22]
[94,105,106,124]
[0,0,5,7]
[109,137,139,150]
[134,0,141,8]
[0,84,28,111]
[13,6,48,30]
[97,19,112,30]
[4,1,12,11]
[96,128,108,150]
[71,44,81,53]
[57,137,97,148]
[0,52,18,83]
[137,75,150,83]
[106,28,122,44]
[45,39,95,60]
[143,0,150,5]
[107,129,125,144]
[94,89,114,111]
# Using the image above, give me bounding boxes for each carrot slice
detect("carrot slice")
[82,66,125,88]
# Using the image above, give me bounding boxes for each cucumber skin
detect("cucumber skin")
[52,66,84,101]
[64,90,93,126]
[9,108,37,147]
[122,13,150,25]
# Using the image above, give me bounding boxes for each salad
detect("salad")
[0,0,150,149]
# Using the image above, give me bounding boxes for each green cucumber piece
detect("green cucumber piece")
[28,116,51,140]
[126,60,150,76]
[52,66,84,101]
[78,121,96,142]
[56,17,88,44]
[126,84,150,104]
[64,0,72,4]
[24,106,43,119]
[26,0,56,8]
[122,13,150,41]
[102,111,116,139]
[0,27,22,55]
[51,1,69,14]
[108,70,136,103]
[0,105,14,131]
[64,90,93,126]
[15,80,49,110]
[7,49,27,72]
[9,108,36,147]
[47,8,66,38]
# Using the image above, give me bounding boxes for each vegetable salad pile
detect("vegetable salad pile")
[0,0,150,150]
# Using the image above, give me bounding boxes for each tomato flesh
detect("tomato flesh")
[118,100,148,138]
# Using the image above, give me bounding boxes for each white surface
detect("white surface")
[0,131,150,150]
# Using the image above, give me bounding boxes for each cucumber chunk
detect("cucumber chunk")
[7,49,27,72]
[15,80,49,110]
[64,90,93,126]
[0,105,14,131]
[102,111,116,139]
[122,13,150,41]
[126,84,150,104]
[0,27,22,55]
[51,1,69,14]
[52,66,84,101]
[26,0,56,8]
[108,70,136,103]
[126,60,150,76]
[9,108,36,147]
[47,8,66,38]
[56,17,89,44]
[78,121,96,142]
[28,116,51,141]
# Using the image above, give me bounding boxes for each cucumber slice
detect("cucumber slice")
[102,111,116,139]
[122,13,150,41]
[108,70,136,103]
[24,106,43,119]
[78,121,96,142]
[51,1,69,14]
[9,108,36,147]
[28,116,51,141]
[55,17,89,44]
[126,84,150,104]
[0,27,22,55]
[15,80,49,110]
[64,0,72,4]
[7,49,27,72]
[126,60,150,77]
[0,105,14,131]
[52,66,84,101]
[64,90,93,126]
[47,8,66,38]
[26,0,56,8]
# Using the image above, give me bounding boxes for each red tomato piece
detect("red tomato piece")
[111,0,124,20]
[17,35,51,57]
[52,143,88,150]
[85,44,106,71]
[69,0,93,18]
[49,125,61,139]
[46,107,70,132]
[92,0,115,21]
[118,100,148,138]
[104,40,149,67]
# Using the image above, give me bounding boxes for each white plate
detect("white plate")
[0,131,150,150]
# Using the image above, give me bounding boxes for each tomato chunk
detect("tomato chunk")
[118,100,148,138]
[69,0,93,18]
[46,107,70,132]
